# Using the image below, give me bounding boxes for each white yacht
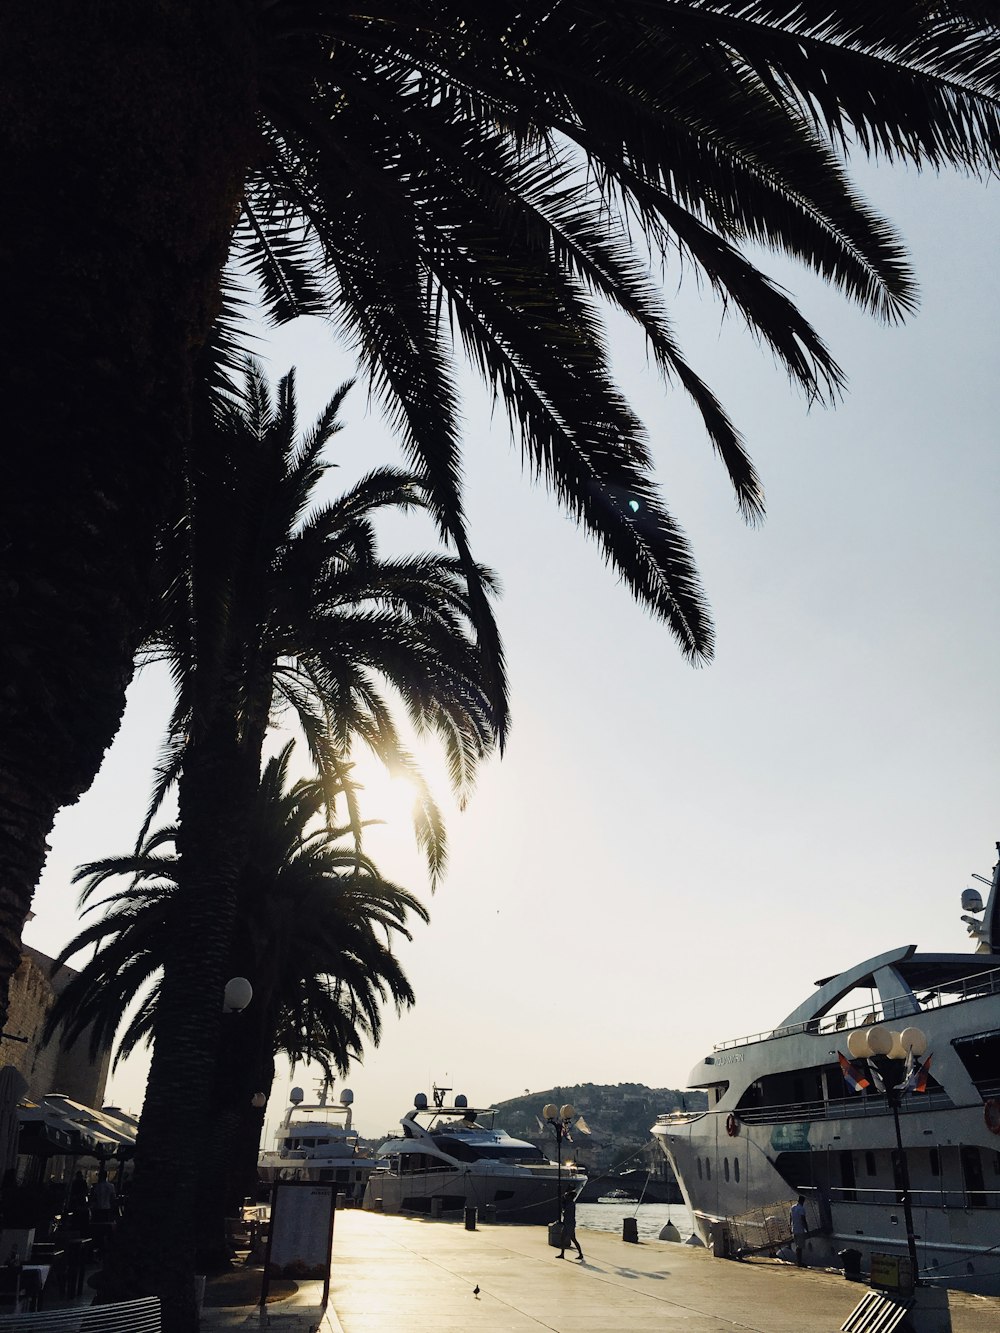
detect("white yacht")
[363,1087,586,1223]
[653,842,1000,1294]
[258,1083,375,1202]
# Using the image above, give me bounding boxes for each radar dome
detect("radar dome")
[339,1089,354,1106]
[290,1087,304,1105]
[455,1094,468,1108]
[414,1092,428,1109]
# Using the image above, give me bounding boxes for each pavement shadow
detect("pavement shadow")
[609,1267,669,1282]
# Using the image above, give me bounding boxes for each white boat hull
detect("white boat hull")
[363,1164,581,1224]
[654,980,1000,1295]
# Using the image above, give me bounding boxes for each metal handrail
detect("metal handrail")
[714,963,1000,1052]
[827,1183,1000,1211]
[734,1088,953,1124]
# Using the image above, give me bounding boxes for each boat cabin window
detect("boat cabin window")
[696,1158,703,1180]
[733,1158,740,1183]
[952,1030,1000,1098]
[840,1151,856,1202]
[735,1066,827,1118]
[865,1152,877,1177]
[961,1146,987,1208]
[434,1135,544,1164]
[710,1083,729,1104]
[930,1148,940,1177]
[723,1158,730,1182]
[705,1158,711,1180]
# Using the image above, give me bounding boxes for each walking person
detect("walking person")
[556,1187,584,1262]
[90,1167,118,1258]
[790,1195,808,1267]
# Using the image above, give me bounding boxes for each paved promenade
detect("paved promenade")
[203,1213,1000,1333]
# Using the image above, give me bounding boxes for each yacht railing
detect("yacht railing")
[735,1088,953,1125]
[714,963,1000,1052]
[826,1183,1000,1211]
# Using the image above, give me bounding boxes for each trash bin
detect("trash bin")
[622,1217,639,1243]
[547,1222,563,1248]
[839,1248,862,1280]
[464,1206,477,1231]
[709,1222,730,1258]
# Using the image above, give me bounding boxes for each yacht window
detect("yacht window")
[723,1158,730,1182]
[840,1152,856,1202]
[713,1084,729,1104]
[434,1135,544,1164]
[952,1031,1000,1098]
[733,1158,740,1183]
[865,1152,877,1178]
[705,1158,711,1180]
[930,1148,940,1177]
[697,1158,703,1180]
[961,1145,987,1209]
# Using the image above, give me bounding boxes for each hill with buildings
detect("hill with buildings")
[491,1083,707,1177]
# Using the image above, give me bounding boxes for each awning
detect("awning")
[17,1094,138,1159]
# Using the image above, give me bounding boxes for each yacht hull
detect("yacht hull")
[363,1167,578,1224]
[653,939,1000,1295]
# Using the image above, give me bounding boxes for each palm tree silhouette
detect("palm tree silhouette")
[47,741,427,1267]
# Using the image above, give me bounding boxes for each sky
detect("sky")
[23,157,1000,1144]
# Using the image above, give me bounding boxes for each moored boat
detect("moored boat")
[653,841,1000,1294]
[259,1083,375,1202]
[363,1086,586,1224]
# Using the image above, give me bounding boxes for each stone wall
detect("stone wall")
[0,947,110,1106]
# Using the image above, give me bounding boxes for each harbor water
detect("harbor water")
[576,1200,695,1242]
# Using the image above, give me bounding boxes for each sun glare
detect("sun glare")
[354,761,421,832]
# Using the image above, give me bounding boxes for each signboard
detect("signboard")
[869,1252,913,1291]
[259,1182,337,1308]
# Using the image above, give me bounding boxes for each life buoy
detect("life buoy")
[725,1113,740,1138]
[985,1099,1000,1135]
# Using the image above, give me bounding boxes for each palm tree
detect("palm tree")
[46,742,428,1268]
[97,364,498,1305]
[4,6,1000,1068]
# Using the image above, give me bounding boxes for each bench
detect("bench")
[0,1297,160,1333]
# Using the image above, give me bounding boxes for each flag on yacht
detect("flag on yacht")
[838,1052,870,1093]
[901,1050,933,1094]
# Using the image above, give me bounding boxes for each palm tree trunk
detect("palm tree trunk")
[229,1065,273,1215]
[99,705,262,1323]
[195,1002,274,1271]
[0,3,258,1038]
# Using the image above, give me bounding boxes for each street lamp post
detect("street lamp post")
[846,1024,928,1289]
[542,1102,575,1225]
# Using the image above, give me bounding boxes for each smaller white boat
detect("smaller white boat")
[258,1083,375,1203]
[363,1086,587,1224]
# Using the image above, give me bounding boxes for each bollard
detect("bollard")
[464,1206,477,1231]
[622,1217,639,1243]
